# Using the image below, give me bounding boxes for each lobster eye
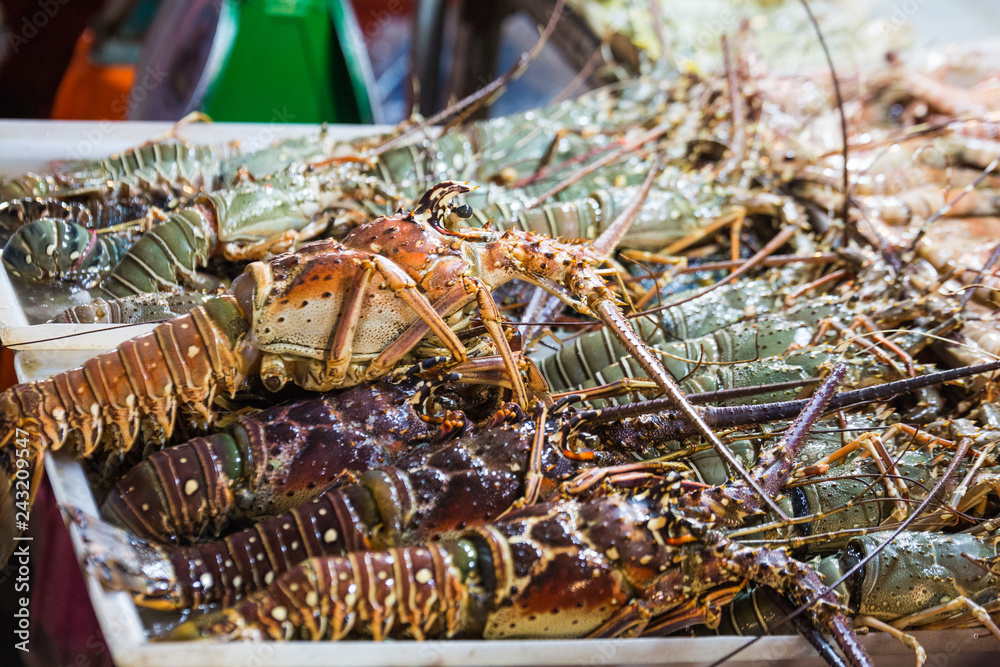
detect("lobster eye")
[454,204,473,219]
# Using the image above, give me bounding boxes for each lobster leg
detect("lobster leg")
[367,276,531,407]
[361,255,469,379]
[641,584,746,637]
[324,262,375,384]
[720,542,872,667]
[366,282,477,380]
[467,277,529,407]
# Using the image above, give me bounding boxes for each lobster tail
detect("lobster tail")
[0,173,50,200]
[99,204,217,297]
[101,433,247,542]
[0,403,46,564]
[87,481,386,609]
[0,296,259,565]
[1,218,130,288]
[51,292,211,325]
[101,383,434,545]
[164,541,483,641]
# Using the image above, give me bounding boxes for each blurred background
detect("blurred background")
[1,0,999,132]
[0,0,595,125]
[0,0,997,127]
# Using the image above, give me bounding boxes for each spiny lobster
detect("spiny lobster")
[99,378,495,544]
[72,384,616,608]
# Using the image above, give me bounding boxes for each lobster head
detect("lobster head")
[230,181,481,393]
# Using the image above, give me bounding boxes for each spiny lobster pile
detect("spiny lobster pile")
[5,15,1000,667]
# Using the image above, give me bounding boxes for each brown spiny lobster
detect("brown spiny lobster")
[99,377,496,543]
[0,179,780,564]
[157,365,875,667]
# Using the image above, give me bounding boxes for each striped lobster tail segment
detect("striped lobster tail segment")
[99,204,216,297]
[1,295,253,461]
[165,541,483,641]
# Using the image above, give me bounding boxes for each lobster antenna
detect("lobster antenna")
[589,299,791,519]
[7,319,172,347]
[521,156,663,344]
[718,35,746,181]
[760,586,848,667]
[905,150,1000,254]
[591,153,663,259]
[370,0,566,158]
[797,0,850,239]
[580,358,1000,429]
[634,222,798,317]
[958,239,1000,309]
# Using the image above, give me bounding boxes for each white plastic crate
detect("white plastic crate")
[5,123,1000,666]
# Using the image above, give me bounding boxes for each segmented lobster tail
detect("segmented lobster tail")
[2,218,133,288]
[100,384,436,545]
[0,296,258,565]
[0,173,51,200]
[101,433,247,542]
[165,540,484,641]
[51,293,211,324]
[99,203,217,297]
[83,480,385,609]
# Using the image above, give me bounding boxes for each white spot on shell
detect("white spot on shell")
[200,573,213,588]
[324,528,338,543]
[415,568,432,584]
[265,571,274,585]
[184,479,199,495]
[271,606,287,621]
